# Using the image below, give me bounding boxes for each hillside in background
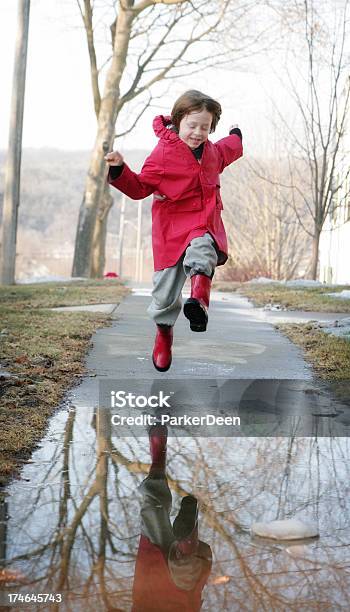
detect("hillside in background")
[0,149,153,280]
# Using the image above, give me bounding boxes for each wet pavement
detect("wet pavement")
[87,290,313,379]
[257,308,350,325]
[1,289,350,610]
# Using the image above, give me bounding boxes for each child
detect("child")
[105,90,243,372]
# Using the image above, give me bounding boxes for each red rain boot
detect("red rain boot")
[183,274,211,332]
[152,324,173,372]
[149,424,168,472]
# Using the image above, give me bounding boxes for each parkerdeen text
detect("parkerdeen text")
[111,414,241,427]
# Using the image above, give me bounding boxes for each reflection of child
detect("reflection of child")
[105,90,243,372]
[132,425,212,611]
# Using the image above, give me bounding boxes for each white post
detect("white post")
[135,199,142,281]
[118,194,126,277]
[139,247,144,282]
[0,0,31,285]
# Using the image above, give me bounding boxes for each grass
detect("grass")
[213,281,350,312]
[0,280,129,487]
[212,280,242,292]
[0,279,130,309]
[278,323,350,383]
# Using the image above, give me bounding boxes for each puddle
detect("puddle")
[1,381,350,610]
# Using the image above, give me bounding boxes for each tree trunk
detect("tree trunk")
[0,0,30,285]
[309,225,321,280]
[90,184,113,278]
[71,4,134,278]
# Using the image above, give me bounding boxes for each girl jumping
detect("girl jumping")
[105,90,243,372]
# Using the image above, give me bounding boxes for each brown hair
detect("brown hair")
[171,90,221,133]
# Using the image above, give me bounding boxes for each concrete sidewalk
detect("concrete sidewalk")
[86,288,312,379]
[63,287,350,436]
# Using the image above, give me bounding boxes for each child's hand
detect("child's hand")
[229,124,242,141]
[104,151,124,166]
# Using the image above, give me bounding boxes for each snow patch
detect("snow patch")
[285,279,323,287]
[263,303,288,311]
[317,317,350,339]
[247,277,336,288]
[251,519,319,540]
[248,277,281,284]
[17,275,88,284]
[326,290,350,299]
[248,276,326,287]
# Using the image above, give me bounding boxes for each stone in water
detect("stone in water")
[251,519,319,540]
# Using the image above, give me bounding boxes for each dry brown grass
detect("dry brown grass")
[0,280,129,486]
[278,323,350,381]
[213,281,350,313]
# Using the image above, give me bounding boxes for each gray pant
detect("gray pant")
[148,233,218,326]
[139,475,175,554]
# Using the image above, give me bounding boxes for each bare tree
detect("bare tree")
[0,0,30,285]
[221,159,311,281]
[72,0,267,278]
[268,0,350,279]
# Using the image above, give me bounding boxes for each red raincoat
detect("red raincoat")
[132,535,212,612]
[108,115,243,271]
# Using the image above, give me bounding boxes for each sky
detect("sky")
[1,0,98,151]
[0,0,312,157]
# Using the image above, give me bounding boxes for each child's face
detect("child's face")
[178,109,212,149]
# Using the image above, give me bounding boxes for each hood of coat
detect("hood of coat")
[153,115,179,141]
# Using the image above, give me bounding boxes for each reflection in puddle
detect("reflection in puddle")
[1,400,350,610]
[133,425,212,610]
